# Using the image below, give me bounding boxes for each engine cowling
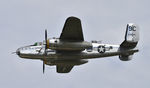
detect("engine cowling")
[48,38,92,51]
[119,54,133,61]
[45,59,88,66]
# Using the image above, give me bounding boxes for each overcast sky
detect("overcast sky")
[0,0,150,88]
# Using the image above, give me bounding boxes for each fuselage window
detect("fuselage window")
[86,47,93,52]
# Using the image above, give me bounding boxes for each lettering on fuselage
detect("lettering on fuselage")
[129,25,136,31]
[127,25,137,42]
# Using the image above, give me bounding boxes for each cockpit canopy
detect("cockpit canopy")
[33,42,43,46]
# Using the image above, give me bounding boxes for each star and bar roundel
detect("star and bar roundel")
[98,45,106,53]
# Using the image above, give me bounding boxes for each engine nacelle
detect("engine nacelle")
[45,59,88,66]
[119,54,133,61]
[48,38,92,51]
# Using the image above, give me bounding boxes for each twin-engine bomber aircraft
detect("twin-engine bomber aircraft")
[15,17,139,73]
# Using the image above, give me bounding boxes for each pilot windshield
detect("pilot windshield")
[33,42,42,46]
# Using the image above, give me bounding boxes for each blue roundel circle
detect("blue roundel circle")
[98,45,105,53]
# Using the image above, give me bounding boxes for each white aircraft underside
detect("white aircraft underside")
[16,17,139,73]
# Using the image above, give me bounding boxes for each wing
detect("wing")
[56,65,74,73]
[60,17,84,41]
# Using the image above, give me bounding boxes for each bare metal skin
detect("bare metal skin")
[16,17,139,73]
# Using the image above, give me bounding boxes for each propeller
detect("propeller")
[37,30,50,74]
[43,29,49,74]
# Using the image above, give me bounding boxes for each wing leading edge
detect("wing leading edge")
[60,17,84,41]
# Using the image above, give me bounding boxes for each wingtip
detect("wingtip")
[67,16,80,20]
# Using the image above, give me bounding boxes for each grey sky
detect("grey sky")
[0,0,149,88]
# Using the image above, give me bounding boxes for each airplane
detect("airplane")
[15,17,139,73]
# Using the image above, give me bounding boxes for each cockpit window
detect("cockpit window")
[86,46,93,52]
[33,42,38,46]
[33,42,42,46]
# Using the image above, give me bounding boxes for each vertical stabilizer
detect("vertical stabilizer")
[120,23,139,49]
[119,23,139,61]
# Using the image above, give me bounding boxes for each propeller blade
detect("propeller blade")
[45,29,48,55]
[43,61,45,74]
[45,29,47,48]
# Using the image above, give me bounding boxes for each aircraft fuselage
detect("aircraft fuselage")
[16,41,138,66]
